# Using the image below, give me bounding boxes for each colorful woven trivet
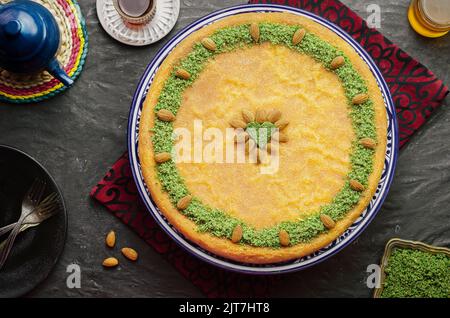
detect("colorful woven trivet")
[0,0,88,104]
[91,0,448,297]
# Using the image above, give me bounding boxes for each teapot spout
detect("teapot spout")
[47,58,74,86]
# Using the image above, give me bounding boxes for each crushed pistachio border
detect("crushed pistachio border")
[151,23,377,248]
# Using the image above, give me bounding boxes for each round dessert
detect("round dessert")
[138,12,387,264]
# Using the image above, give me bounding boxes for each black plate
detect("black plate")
[0,145,67,298]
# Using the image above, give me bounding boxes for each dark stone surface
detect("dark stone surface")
[0,0,448,297]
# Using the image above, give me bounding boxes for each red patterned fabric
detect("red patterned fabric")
[91,0,448,297]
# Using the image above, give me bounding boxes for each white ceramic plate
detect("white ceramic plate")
[96,0,180,46]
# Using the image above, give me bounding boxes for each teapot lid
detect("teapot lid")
[0,1,57,62]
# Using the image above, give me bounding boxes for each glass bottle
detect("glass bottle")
[408,0,450,38]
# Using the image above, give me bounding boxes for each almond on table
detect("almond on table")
[121,247,139,261]
[105,230,116,248]
[103,257,119,268]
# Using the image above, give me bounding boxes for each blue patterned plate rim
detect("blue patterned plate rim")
[127,4,399,274]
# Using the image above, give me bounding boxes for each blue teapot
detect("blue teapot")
[0,0,73,86]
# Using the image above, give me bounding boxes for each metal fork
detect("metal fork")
[0,179,46,270]
[0,193,60,254]
[0,193,60,237]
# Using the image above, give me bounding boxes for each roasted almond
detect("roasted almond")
[330,56,345,69]
[246,139,257,154]
[177,195,192,210]
[265,143,276,155]
[271,132,279,141]
[105,230,116,248]
[234,131,249,143]
[352,93,369,105]
[360,137,377,149]
[265,143,272,154]
[175,68,190,80]
[320,214,336,229]
[279,230,290,247]
[278,133,289,143]
[121,247,138,261]
[257,149,270,164]
[154,152,171,163]
[242,109,255,123]
[157,109,176,122]
[201,38,217,51]
[230,118,247,129]
[267,109,282,123]
[349,179,365,192]
[275,119,289,130]
[292,28,306,45]
[102,257,119,268]
[250,23,260,42]
[231,225,243,243]
[271,132,288,143]
[255,109,267,123]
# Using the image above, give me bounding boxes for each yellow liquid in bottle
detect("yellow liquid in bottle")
[408,0,450,38]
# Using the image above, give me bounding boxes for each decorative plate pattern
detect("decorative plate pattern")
[128,4,399,274]
[0,0,88,104]
[96,0,180,46]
